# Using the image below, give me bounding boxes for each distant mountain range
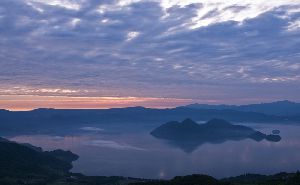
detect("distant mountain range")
[181,100,300,116]
[0,100,299,135]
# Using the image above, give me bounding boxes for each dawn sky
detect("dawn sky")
[1,0,300,110]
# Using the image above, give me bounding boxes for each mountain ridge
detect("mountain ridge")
[1,101,299,136]
[182,100,300,116]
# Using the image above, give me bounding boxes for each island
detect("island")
[272,129,281,134]
[150,118,281,152]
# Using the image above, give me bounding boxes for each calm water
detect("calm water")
[9,123,300,179]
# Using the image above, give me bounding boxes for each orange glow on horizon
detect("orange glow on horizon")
[0,95,194,111]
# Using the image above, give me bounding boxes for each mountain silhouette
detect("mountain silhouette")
[182,100,300,116]
[0,106,291,136]
[151,119,281,152]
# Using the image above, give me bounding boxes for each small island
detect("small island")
[272,129,281,135]
[151,119,281,152]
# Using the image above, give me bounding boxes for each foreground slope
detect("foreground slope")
[130,172,300,185]
[0,137,79,182]
[0,137,140,185]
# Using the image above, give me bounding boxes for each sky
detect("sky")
[0,0,300,110]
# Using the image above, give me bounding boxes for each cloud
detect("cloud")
[126,31,140,41]
[0,95,194,110]
[287,18,300,31]
[0,0,300,105]
[27,0,84,10]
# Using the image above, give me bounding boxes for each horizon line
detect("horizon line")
[2,99,297,112]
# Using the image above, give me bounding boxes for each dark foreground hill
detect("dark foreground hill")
[0,137,78,176]
[0,137,140,185]
[0,137,78,184]
[130,172,300,185]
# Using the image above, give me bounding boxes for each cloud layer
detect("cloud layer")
[0,0,300,107]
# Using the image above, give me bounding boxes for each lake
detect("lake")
[8,122,300,179]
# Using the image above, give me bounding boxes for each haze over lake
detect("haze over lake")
[1,0,300,184]
[9,122,300,179]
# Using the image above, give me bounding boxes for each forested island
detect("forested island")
[151,118,281,142]
[150,118,281,152]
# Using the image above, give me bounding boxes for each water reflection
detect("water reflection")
[83,139,146,151]
[150,120,282,153]
[155,134,282,153]
[7,123,300,179]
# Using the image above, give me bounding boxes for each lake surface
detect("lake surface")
[8,122,300,179]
